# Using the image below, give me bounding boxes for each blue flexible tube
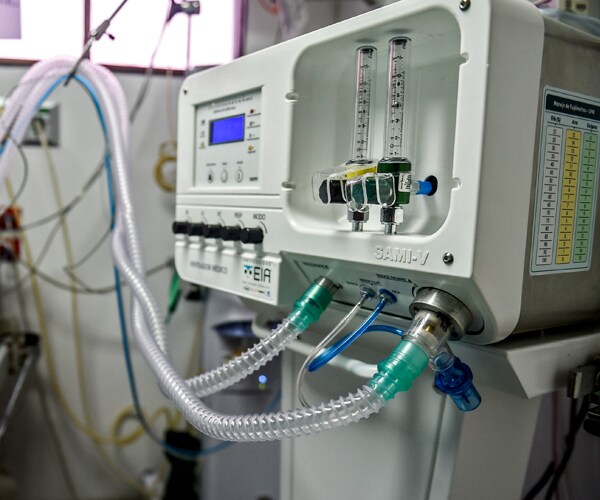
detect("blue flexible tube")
[29,74,235,459]
[308,293,401,372]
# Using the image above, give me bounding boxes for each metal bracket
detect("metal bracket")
[568,354,600,398]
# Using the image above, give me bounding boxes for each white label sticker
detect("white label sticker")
[241,257,277,298]
[398,172,412,192]
[531,87,600,275]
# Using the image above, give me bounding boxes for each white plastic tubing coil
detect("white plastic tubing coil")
[0,58,386,441]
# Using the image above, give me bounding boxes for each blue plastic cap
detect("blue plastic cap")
[416,180,433,195]
[434,358,481,412]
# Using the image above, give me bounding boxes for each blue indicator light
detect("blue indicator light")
[210,114,245,145]
[258,374,268,385]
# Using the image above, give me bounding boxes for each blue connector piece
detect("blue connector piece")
[415,175,437,196]
[308,289,397,372]
[415,180,433,195]
[434,357,481,412]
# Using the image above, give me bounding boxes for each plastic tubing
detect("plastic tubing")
[295,289,375,407]
[0,57,431,442]
[309,323,405,372]
[309,290,396,372]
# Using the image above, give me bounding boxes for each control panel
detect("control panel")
[194,88,262,188]
[176,0,600,345]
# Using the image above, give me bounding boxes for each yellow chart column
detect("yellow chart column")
[558,129,581,264]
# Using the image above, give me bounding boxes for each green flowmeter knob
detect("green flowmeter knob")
[377,157,412,205]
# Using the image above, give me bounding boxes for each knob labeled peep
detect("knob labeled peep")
[221,225,242,241]
[240,227,264,244]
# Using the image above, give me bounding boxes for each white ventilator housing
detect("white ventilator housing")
[175,0,600,345]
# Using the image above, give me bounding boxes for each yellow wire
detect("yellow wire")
[15,124,206,493]
[152,141,177,192]
[111,406,177,446]
[30,122,143,446]
[31,123,169,496]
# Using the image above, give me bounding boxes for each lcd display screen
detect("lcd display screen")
[210,114,245,145]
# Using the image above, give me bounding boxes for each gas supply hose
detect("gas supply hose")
[0,57,435,442]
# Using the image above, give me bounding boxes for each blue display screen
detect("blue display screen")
[210,114,245,145]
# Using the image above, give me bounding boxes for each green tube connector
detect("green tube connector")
[368,340,429,401]
[288,277,339,330]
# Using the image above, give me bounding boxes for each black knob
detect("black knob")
[172,221,189,234]
[240,227,264,244]
[186,222,205,236]
[202,224,223,238]
[221,225,242,241]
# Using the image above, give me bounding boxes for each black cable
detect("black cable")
[523,396,591,500]
[12,257,173,295]
[14,162,104,233]
[524,463,555,500]
[128,5,172,123]
[1,77,110,235]
[65,0,133,86]
[63,225,111,272]
[544,396,591,500]
[0,219,64,295]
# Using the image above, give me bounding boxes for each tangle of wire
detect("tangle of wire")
[0,138,29,220]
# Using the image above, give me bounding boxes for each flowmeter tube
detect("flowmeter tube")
[383,37,411,160]
[349,46,377,164]
[379,37,412,234]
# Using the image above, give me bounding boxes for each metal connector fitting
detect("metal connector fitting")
[381,206,404,235]
[409,288,472,339]
[314,276,341,296]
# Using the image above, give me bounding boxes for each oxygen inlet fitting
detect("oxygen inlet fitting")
[368,288,472,401]
[288,277,340,330]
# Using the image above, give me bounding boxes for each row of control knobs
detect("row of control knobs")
[172,221,264,244]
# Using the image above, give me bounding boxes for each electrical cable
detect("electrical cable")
[1,162,105,234]
[1,181,149,500]
[0,76,159,449]
[1,207,31,330]
[62,226,111,274]
[523,396,591,500]
[0,139,29,220]
[64,0,133,86]
[34,120,153,491]
[544,396,591,500]
[1,62,220,491]
[35,371,81,500]
[14,257,172,295]
[14,71,214,476]
[128,5,171,123]
[0,217,64,295]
